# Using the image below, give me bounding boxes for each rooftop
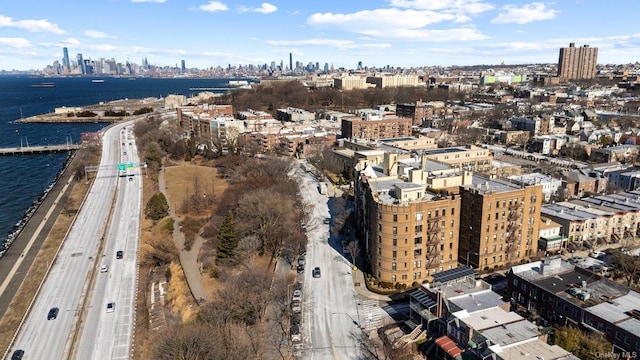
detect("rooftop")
[495,339,580,360]
[455,307,523,332]
[481,319,541,347]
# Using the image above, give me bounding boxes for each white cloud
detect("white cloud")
[238,3,277,14]
[84,30,114,39]
[253,3,277,14]
[199,1,229,12]
[0,15,66,34]
[308,9,458,30]
[61,37,80,45]
[266,38,391,51]
[130,0,167,2]
[0,37,31,48]
[389,0,494,14]
[491,2,558,24]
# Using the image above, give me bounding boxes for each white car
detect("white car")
[589,251,605,259]
[106,302,115,312]
[100,264,108,273]
[292,290,302,302]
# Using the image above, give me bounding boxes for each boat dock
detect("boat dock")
[0,144,80,156]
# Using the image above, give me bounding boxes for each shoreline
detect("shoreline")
[16,97,165,123]
[0,151,75,257]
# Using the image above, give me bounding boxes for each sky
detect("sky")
[1,0,640,71]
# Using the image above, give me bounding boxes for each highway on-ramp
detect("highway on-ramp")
[8,119,141,360]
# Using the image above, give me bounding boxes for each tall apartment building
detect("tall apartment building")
[355,153,465,286]
[459,175,543,271]
[557,43,598,80]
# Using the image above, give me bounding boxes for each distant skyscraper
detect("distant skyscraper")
[289,53,293,72]
[557,43,598,80]
[181,59,186,73]
[77,53,86,74]
[62,47,70,74]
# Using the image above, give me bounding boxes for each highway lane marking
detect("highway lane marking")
[0,174,74,297]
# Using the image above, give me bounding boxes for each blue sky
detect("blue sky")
[1,0,640,71]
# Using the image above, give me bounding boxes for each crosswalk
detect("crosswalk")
[360,299,385,331]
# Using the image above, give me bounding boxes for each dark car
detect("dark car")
[11,349,24,360]
[47,307,59,320]
[116,250,124,259]
[312,267,321,278]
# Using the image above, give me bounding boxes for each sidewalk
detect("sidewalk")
[157,167,209,304]
[351,266,391,302]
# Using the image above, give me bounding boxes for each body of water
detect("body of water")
[0,75,243,251]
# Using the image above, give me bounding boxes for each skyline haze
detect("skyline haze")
[1,0,640,71]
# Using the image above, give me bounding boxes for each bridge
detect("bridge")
[0,144,80,156]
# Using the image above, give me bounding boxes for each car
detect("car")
[312,267,321,278]
[296,265,304,273]
[292,289,302,302]
[570,256,585,263]
[590,251,606,259]
[47,307,59,320]
[128,177,133,182]
[123,151,127,155]
[292,301,301,313]
[323,217,331,224]
[106,302,116,312]
[116,250,123,259]
[297,256,305,266]
[11,350,24,360]
[588,265,604,274]
[100,264,108,273]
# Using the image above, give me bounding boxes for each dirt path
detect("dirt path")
[158,166,208,304]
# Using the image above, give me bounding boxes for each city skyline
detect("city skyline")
[2,0,640,71]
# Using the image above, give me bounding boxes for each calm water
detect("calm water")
[0,75,242,247]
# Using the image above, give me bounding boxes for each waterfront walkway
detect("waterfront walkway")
[0,144,79,155]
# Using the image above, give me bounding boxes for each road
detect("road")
[294,162,364,359]
[8,120,141,360]
[73,125,142,359]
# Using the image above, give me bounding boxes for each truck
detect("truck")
[318,183,328,195]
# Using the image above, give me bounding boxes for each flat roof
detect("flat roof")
[456,307,523,331]
[541,203,600,221]
[496,339,579,360]
[449,290,506,313]
[481,319,541,346]
[464,175,524,194]
[586,290,640,323]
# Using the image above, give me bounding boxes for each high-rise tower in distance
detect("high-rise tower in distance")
[62,47,70,74]
[289,52,293,72]
[557,43,598,80]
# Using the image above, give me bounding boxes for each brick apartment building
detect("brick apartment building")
[341,116,413,140]
[459,176,543,271]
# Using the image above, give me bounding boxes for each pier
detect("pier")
[0,144,79,156]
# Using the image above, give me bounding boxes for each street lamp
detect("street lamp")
[466,250,479,268]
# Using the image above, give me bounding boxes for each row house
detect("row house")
[508,257,639,357]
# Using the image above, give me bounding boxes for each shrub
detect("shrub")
[379,281,394,289]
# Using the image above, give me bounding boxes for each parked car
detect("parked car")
[296,265,305,273]
[106,302,116,313]
[590,251,606,259]
[292,289,302,302]
[323,217,330,224]
[292,300,301,313]
[116,250,123,259]
[100,264,108,273]
[312,267,321,278]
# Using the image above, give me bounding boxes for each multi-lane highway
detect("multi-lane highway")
[8,120,142,360]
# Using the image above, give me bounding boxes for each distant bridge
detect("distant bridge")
[0,144,80,156]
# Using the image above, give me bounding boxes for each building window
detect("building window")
[393,238,397,246]
[391,274,396,282]
[416,212,423,221]
[392,262,397,270]
[392,227,397,235]
[401,274,408,280]
[393,214,398,222]
[414,249,422,257]
[415,225,423,232]
[392,250,397,258]
[414,237,422,245]
[414,260,421,268]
